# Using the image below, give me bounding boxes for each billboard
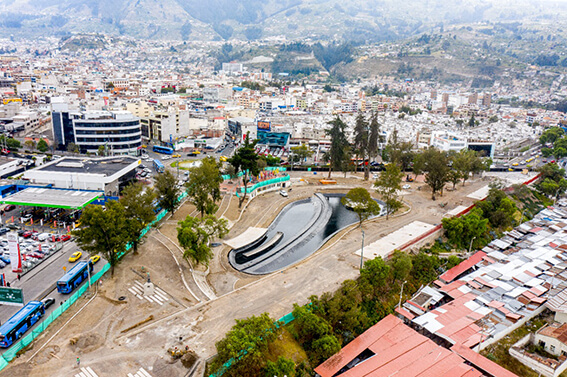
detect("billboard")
[257,121,271,132]
[0,287,23,306]
[7,233,22,273]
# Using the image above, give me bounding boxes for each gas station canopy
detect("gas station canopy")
[1,187,100,209]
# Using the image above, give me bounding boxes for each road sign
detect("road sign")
[0,287,23,306]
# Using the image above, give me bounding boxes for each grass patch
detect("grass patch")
[266,326,310,366]
[480,311,553,377]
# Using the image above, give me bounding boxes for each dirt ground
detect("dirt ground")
[1,170,496,377]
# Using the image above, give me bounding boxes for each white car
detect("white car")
[402,184,411,190]
[279,190,288,197]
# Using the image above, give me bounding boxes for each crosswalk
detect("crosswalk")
[127,280,170,305]
[75,367,99,377]
[128,367,152,377]
[73,366,153,377]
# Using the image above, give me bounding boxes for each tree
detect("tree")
[292,304,334,348]
[352,112,369,179]
[186,157,222,217]
[1,136,20,151]
[155,170,181,214]
[24,140,36,151]
[468,114,476,128]
[374,163,403,219]
[388,250,412,283]
[448,169,461,189]
[67,142,79,154]
[385,130,414,172]
[177,215,228,266]
[98,145,106,156]
[37,139,48,153]
[442,208,488,249]
[229,133,259,208]
[212,313,280,377]
[540,127,564,145]
[73,200,129,276]
[324,116,350,179]
[310,335,341,366]
[341,188,380,227]
[290,144,313,164]
[120,182,156,254]
[413,148,450,200]
[264,357,295,377]
[367,113,382,166]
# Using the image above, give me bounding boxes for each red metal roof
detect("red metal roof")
[315,315,486,377]
[451,343,519,377]
[395,306,415,320]
[440,251,487,283]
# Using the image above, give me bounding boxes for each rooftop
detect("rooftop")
[1,187,100,209]
[315,315,486,377]
[31,156,139,176]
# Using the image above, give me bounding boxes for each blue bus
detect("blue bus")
[152,145,173,155]
[153,159,165,173]
[57,261,94,294]
[0,301,45,348]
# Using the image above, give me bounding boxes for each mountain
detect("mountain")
[1,0,567,41]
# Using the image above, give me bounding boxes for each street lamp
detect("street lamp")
[360,229,365,270]
[398,280,407,309]
[468,236,477,256]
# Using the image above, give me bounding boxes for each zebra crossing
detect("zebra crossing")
[127,281,170,305]
[74,367,99,377]
[128,367,152,377]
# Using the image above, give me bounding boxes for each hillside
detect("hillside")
[1,0,567,41]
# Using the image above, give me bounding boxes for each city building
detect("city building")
[51,109,142,156]
[22,156,140,196]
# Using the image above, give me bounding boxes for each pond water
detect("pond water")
[229,194,385,274]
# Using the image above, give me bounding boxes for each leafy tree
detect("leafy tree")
[120,182,156,254]
[448,169,461,189]
[367,113,382,166]
[310,335,341,366]
[341,188,380,227]
[389,250,412,283]
[73,200,129,276]
[413,148,450,200]
[37,139,48,153]
[352,112,369,179]
[1,136,20,151]
[410,252,439,285]
[290,144,312,164]
[264,357,295,377]
[360,257,390,295]
[540,127,564,145]
[374,163,403,219]
[292,304,333,348]
[324,116,350,179]
[155,170,181,214]
[539,163,566,183]
[476,187,518,229]
[212,313,280,377]
[186,157,223,217]
[24,140,36,151]
[468,114,476,128]
[539,177,566,199]
[98,145,106,156]
[177,215,228,266]
[67,142,79,154]
[385,130,414,172]
[442,208,489,249]
[451,149,483,186]
[229,133,259,208]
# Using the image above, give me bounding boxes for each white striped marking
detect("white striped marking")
[75,367,99,377]
[129,281,169,305]
[138,367,153,377]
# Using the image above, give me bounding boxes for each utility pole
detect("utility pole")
[360,229,365,270]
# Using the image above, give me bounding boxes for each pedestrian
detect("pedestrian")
[6,282,9,287]
[17,274,20,281]
[76,357,80,368]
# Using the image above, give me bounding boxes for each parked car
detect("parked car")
[6,223,20,230]
[3,205,15,212]
[90,255,101,264]
[0,255,10,264]
[60,234,71,242]
[0,228,9,235]
[69,251,82,263]
[0,260,5,268]
[21,214,32,222]
[279,190,288,197]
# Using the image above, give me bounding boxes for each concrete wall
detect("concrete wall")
[555,312,567,324]
[535,331,567,357]
[509,333,567,377]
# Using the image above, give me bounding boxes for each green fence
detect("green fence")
[235,175,290,197]
[0,191,188,370]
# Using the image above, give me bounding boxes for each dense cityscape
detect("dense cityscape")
[2,1,567,376]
